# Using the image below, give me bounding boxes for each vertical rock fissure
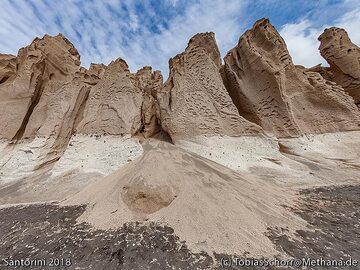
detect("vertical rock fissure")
[12,62,47,141]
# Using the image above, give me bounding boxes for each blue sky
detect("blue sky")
[0,0,359,76]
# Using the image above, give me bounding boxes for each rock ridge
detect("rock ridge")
[157,31,263,141]
[221,18,360,138]
[318,27,360,107]
[0,20,359,172]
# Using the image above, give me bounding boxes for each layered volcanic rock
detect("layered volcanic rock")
[31,66,105,165]
[157,32,262,141]
[318,27,360,106]
[222,18,360,137]
[0,34,81,140]
[76,58,140,135]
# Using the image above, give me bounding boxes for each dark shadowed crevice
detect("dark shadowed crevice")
[73,86,90,131]
[0,76,10,85]
[12,79,46,141]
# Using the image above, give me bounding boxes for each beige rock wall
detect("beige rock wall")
[0,54,16,84]
[318,27,360,106]
[222,18,360,138]
[158,32,262,141]
[0,34,81,140]
[76,60,163,138]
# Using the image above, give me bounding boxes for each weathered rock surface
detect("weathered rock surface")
[0,34,81,140]
[0,54,16,84]
[1,24,360,183]
[158,32,262,141]
[132,66,163,138]
[76,60,163,138]
[222,18,360,138]
[318,27,360,106]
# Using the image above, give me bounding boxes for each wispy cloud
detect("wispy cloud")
[280,6,360,67]
[0,0,246,75]
[0,0,359,76]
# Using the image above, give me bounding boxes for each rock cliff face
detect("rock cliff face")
[0,34,81,141]
[222,18,360,137]
[132,67,163,138]
[318,27,360,106]
[76,60,163,138]
[158,32,262,141]
[0,21,359,174]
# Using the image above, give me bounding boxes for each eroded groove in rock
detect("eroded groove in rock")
[318,27,360,106]
[12,61,47,141]
[222,18,360,138]
[0,34,81,140]
[132,67,164,139]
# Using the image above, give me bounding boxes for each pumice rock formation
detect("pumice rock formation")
[222,18,360,138]
[1,18,360,270]
[158,32,262,141]
[132,66,163,138]
[318,27,360,106]
[76,60,163,138]
[0,34,81,141]
[76,58,142,135]
[0,35,111,172]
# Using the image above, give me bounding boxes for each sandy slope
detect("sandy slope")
[0,135,143,204]
[1,132,359,257]
[63,139,306,257]
[176,132,360,188]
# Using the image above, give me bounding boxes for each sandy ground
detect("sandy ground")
[0,135,143,204]
[0,131,359,266]
[63,139,307,257]
[0,184,358,269]
[0,137,49,183]
[176,132,360,188]
[51,134,143,176]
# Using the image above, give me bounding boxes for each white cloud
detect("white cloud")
[336,8,360,45]
[1,0,358,76]
[0,0,246,77]
[280,20,324,67]
[280,8,360,68]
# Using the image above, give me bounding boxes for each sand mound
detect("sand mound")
[63,139,306,257]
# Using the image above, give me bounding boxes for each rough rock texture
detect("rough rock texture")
[76,60,163,138]
[31,67,105,165]
[132,66,163,138]
[158,32,262,141]
[222,18,360,137]
[318,27,360,106]
[0,34,81,140]
[0,54,16,84]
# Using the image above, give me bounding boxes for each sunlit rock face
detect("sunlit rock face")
[222,18,360,138]
[318,27,360,107]
[158,32,262,142]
